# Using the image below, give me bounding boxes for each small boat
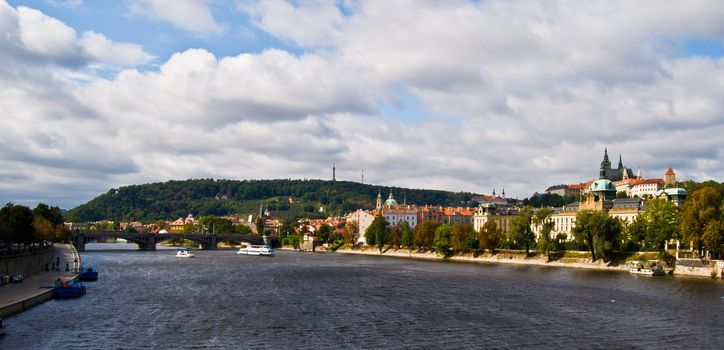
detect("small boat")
[176,248,195,258]
[78,266,98,281]
[53,278,86,299]
[237,244,274,256]
[629,262,666,276]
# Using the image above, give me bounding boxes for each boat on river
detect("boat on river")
[79,266,98,281]
[176,248,195,258]
[629,261,666,276]
[53,278,86,299]
[237,244,274,256]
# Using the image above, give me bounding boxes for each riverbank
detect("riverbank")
[336,247,634,272]
[0,244,81,318]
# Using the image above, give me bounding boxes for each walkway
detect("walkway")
[0,244,81,318]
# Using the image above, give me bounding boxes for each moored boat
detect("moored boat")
[53,278,86,299]
[176,248,195,258]
[629,261,666,276]
[237,244,274,256]
[79,266,98,281]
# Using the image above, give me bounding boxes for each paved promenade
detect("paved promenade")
[0,244,81,318]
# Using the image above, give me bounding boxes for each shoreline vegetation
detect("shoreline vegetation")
[334,246,630,272]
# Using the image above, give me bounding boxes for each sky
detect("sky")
[1,0,723,209]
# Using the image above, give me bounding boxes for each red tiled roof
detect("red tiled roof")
[665,167,675,176]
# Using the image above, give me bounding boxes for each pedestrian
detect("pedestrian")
[56,256,60,266]
[51,262,55,270]
[65,262,69,272]
[45,263,49,271]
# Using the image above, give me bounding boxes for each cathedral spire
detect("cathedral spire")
[618,154,623,169]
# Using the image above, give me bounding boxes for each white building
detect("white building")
[346,209,375,244]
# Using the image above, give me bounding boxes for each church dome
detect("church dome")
[384,191,398,207]
[590,179,615,193]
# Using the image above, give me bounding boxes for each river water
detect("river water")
[2,243,723,349]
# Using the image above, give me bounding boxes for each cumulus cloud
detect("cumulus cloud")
[130,0,225,35]
[0,3,153,67]
[2,0,724,208]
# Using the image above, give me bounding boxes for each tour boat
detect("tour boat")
[53,278,86,299]
[629,262,666,276]
[237,244,274,256]
[176,248,195,258]
[79,265,98,281]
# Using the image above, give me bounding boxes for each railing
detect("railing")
[0,242,54,258]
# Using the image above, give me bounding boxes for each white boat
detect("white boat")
[237,244,274,256]
[176,248,195,258]
[629,261,665,276]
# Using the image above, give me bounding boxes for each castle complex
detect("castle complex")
[348,149,688,245]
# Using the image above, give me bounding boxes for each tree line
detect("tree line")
[0,203,70,245]
[65,179,478,222]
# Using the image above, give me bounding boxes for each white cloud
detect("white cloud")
[80,32,154,66]
[130,0,224,35]
[3,4,153,67]
[243,0,346,47]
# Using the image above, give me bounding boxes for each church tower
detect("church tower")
[376,190,383,211]
[618,154,623,169]
[599,148,611,179]
[665,167,676,188]
[332,163,336,181]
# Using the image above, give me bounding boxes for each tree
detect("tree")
[680,187,722,258]
[511,206,535,255]
[450,223,474,252]
[623,216,646,251]
[255,216,264,236]
[434,224,452,256]
[478,220,502,254]
[388,222,402,248]
[702,219,724,259]
[413,221,438,250]
[573,210,622,261]
[199,216,235,234]
[235,224,253,235]
[639,198,679,251]
[343,220,360,245]
[616,191,629,199]
[317,224,334,244]
[536,221,556,258]
[33,203,64,228]
[0,203,38,244]
[573,210,602,260]
[400,221,413,249]
[365,216,388,250]
[533,208,555,257]
[33,216,54,241]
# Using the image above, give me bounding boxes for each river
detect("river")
[2,243,723,349]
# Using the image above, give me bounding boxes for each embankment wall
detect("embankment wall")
[0,248,56,277]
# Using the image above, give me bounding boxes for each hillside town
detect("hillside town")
[69,149,699,258]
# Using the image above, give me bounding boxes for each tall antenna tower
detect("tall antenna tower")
[361,169,364,184]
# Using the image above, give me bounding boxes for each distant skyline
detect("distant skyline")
[1,0,723,209]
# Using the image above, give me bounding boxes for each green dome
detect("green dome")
[657,188,687,196]
[590,179,615,192]
[384,191,398,207]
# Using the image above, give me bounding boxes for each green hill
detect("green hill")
[65,179,479,222]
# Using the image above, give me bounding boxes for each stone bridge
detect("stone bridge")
[71,230,268,251]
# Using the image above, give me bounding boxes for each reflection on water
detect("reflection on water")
[3,243,723,349]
